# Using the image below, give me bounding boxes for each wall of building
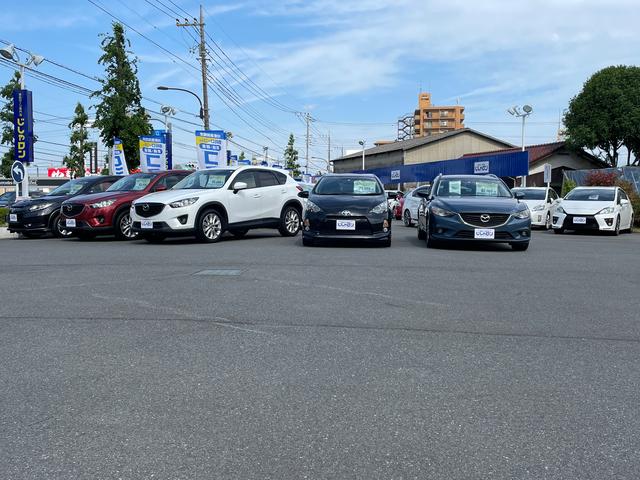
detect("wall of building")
[404,133,508,165]
[332,150,404,173]
[528,152,598,175]
[413,92,465,137]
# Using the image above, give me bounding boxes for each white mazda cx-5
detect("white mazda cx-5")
[130,166,303,243]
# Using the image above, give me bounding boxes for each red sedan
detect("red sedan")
[60,171,189,239]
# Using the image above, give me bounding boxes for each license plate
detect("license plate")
[65,218,76,228]
[9,213,17,222]
[141,220,153,229]
[336,219,356,230]
[573,217,586,224]
[474,228,495,239]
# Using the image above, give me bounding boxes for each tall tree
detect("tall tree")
[283,133,301,176]
[92,22,151,170]
[63,103,91,178]
[564,65,640,167]
[0,71,21,178]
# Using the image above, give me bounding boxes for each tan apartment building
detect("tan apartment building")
[413,92,464,137]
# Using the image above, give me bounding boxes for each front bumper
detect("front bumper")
[303,212,391,242]
[429,214,531,243]
[529,210,548,227]
[552,213,616,231]
[130,204,196,234]
[131,221,195,236]
[62,207,117,233]
[6,209,55,233]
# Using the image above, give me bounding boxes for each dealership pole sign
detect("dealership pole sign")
[195,130,226,169]
[139,135,167,173]
[111,138,129,175]
[13,89,34,164]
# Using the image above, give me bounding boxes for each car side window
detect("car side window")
[620,190,629,201]
[88,181,112,193]
[233,171,258,189]
[617,190,622,204]
[155,175,184,190]
[273,171,288,185]
[256,171,279,187]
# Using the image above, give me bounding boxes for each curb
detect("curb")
[0,227,18,239]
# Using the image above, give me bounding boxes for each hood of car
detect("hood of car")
[560,200,613,215]
[132,188,211,205]
[521,199,546,210]
[308,194,387,215]
[11,195,67,210]
[436,196,522,214]
[63,191,134,205]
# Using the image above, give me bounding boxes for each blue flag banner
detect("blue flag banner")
[13,89,34,164]
[195,130,226,169]
[139,135,167,172]
[112,138,129,175]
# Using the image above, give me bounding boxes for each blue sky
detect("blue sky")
[2,0,639,172]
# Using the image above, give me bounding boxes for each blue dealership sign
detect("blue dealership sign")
[13,89,34,164]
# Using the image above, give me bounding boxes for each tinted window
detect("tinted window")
[256,171,279,187]
[49,179,93,196]
[234,171,258,189]
[620,190,629,201]
[108,174,156,192]
[315,177,383,195]
[273,171,288,185]
[88,181,113,194]
[165,175,186,189]
[565,188,615,201]
[512,188,545,200]
[437,178,511,198]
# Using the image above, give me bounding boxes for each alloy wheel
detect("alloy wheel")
[404,210,411,226]
[203,213,222,240]
[285,209,300,234]
[120,213,137,239]
[57,218,72,237]
[545,212,551,230]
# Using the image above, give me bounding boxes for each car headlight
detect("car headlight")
[596,206,615,215]
[370,201,388,215]
[90,199,116,209]
[532,204,546,211]
[28,203,53,211]
[169,197,199,208]
[556,206,565,214]
[431,206,455,217]
[513,208,530,219]
[305,200,322,213]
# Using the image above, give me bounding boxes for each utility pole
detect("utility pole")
[305,112,310,175]
[327,130,331,173]
[263,146,269,164]
[176,5,210,129]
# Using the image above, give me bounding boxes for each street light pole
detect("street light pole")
[157,85,205,128]
[507,105,533,187]
[359,140,366,171]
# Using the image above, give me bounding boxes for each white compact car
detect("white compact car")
[402,185,431,226]
[552,186,634,235]
[511,187,560,229]
[131,166,303,242]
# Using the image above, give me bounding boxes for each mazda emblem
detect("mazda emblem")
[480,214,491,223]
[340,210,352,216]
[142,204,149,211]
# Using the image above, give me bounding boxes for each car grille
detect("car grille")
[62,203,84,217]
[563,214,599,229]
[135,203,165,217]
[460,213,510,228]
[454,230,513,240]
[318,216,372,235]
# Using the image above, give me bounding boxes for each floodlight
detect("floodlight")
[0,43,16,60]
[523,105,533,113]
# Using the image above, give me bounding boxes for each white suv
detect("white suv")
[131,166,303,243]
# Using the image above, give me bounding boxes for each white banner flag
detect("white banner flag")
[139,135,166,173]
[111,138,129,175]
[195,130,226,169]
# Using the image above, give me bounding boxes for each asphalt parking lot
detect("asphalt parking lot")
[1,223,639,479]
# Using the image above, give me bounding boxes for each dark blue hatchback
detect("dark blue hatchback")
[416,174,531,251]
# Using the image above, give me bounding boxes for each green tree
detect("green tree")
[564,65,640,167]
[0,71,21,178]
[239,151,246,161]
[63,103,91,178]
[92,22,151,170]
[283,133,301,176]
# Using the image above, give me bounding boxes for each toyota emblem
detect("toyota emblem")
[340,210,352,216]
[480,214,491,223]
[142,204,149,211]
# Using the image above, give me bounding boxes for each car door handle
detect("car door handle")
[252,194,262,198]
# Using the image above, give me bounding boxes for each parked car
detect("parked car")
[393,191,405,220]
[511,187,560,229]
[552,186,634,235]
[402,185,431,226]
[299,173,391,247]
[417,174,531,250]
[60,171,189,240]
[7,176,121,238]
[0,190,46,208]
[130,166,303,243]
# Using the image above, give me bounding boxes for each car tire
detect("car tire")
[425,223,437,248]
[278,205,301,237]
[229,228,249,238]
[545,212,551,230]
[611,216,620,236]
[553,228,564,234]
[142,233,166,243]
[196,209,225,243]
[628,216,634,233]
[511,242,529,251]
[302,237,314,247]
[51,213,73,238]
[403,210,413,227]
[114,209,137,240]
[417,226,425,240]
[77,232,96,241]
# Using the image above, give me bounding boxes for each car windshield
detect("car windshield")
[314,177,382,195]
[436,178,511,198]
[107,174,156,192]
[565,188,615,201]
[512,188,546,200]
[48,179,93,196]
[173,170,233,189]
[0,192,15,200]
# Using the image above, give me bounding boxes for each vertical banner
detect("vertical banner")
[139,135,167,173]
[111,138,129,175]
[195,130,226,169]
[13,89,34,164]
[229,154,238,166]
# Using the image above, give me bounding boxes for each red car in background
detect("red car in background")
[60,171,189,240]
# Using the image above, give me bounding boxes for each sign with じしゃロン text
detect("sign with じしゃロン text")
[13,89,34,164]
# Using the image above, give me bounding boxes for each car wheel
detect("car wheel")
[115,210,137,240]
[77,232,96,241]
[229,228,249,238]
[511,242,529,251]
[545,212,551,230]
[628,216,634,233]
[302,237,314,247]
[403,210,412,227]
[553,228,564,234]
[417,226,425,240]
[425,222,437,248]
[278,206,301,237]
[611,215,620,236]
[142,233,165,243]
[52,213,73,238]
[196,209,225,243]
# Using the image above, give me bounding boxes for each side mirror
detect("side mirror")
[514,191,525,200]
[415,190,429,198]
[233,181,248,193]
[298,190,309,198]
[154,184,168,192]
